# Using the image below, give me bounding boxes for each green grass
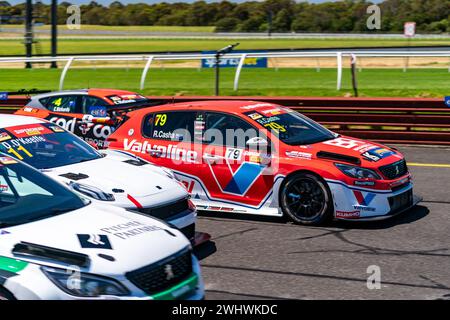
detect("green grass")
[0,67,448,97]
[0,38,449,56]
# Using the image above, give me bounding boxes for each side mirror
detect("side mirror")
[246,137,268,148]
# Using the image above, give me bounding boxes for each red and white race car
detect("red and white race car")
[14,89,153,148]
[107,101,418,225]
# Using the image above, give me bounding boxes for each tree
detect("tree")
[215,17,240,32]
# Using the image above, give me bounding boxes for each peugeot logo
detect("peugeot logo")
[395,165,400,175]
[164,264,175,280]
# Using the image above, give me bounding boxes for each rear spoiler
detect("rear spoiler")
[1,89,51,98]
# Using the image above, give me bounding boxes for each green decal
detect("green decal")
[0,256,28,273]
[151,274,198,300]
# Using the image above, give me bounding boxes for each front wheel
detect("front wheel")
[280,172,333,225]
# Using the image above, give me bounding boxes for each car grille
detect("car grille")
[138,198,190,221]
[379,159,408,180]
[388,189,413,215]
[126,248,193,295]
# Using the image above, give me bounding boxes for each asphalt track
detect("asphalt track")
[194,145,450,300]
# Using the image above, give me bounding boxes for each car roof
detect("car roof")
[30,88,141,100]
[0,114,45,128]
[129,100,282,117]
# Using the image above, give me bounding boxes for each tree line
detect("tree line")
[0,0,448,33]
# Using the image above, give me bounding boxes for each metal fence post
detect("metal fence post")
[140,56,154,90]
[59,57,74,90]
[336,52,343,90]
[233,53,247,91]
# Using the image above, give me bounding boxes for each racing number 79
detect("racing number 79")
[7,145,33,160]
[155,114,167,126]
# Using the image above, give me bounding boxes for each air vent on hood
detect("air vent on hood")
[123,159,147,166]
[12,242,90,267]
[59,173,89,181]
[317,151,361,165]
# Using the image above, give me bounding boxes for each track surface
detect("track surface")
[194,145,450,300]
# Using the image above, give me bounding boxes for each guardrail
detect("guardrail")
[0,50,449,91]
[1,95,448,145]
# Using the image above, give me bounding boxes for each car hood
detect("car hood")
[284,135,404,167]
[42,150,187,199]
[0,203,189,275]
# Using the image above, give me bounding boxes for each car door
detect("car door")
[139,110,201,187]
[197,111,274,209]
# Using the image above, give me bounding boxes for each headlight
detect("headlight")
[41,266,129,297]
[335,163,381,180]
[69,182,115,201]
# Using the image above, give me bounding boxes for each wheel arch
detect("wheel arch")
[0,285,17,300]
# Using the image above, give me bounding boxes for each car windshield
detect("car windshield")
[0,123,102,169]
[0,155,87,227]
[244,107,336,145]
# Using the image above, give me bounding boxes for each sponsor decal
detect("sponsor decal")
[124,139,198,163]
[202,50,268,69]
[88,106,108,117]
[353,190,377,212]
[99,221,164,240]
[0,230,10,235]
[336,210,360,219]
[285,151,312,160]
[10,125,50,138]
[77,234,113,250]
[108,94,145,105]
[362,147,395,162]
[207,160,266,196]
[48,125,65,133]
[323,137,377,152]
[0,156,17,165]
[240,103,275,110]
[0,184,8,192]
[22,107,38,113]
[354,180,375,186]
[0,132,12,142]
[49,116,114,139]
[445,96,450,107]
[261,108,284,116]
[248,112,262,120]
[0,92,8,100]
[128,129,134,136]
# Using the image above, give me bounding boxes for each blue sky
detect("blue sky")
[5,0,383,5]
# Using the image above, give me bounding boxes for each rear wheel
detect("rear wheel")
[280,172,333,225]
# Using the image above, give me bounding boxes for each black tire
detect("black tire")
[280,172,333,225]
[0,287,16,300]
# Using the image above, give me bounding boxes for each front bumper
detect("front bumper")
[327,179,421,221]
[6,255,204,300]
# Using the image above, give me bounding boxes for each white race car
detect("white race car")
[0,114,203,244]
[0,155,204,300]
